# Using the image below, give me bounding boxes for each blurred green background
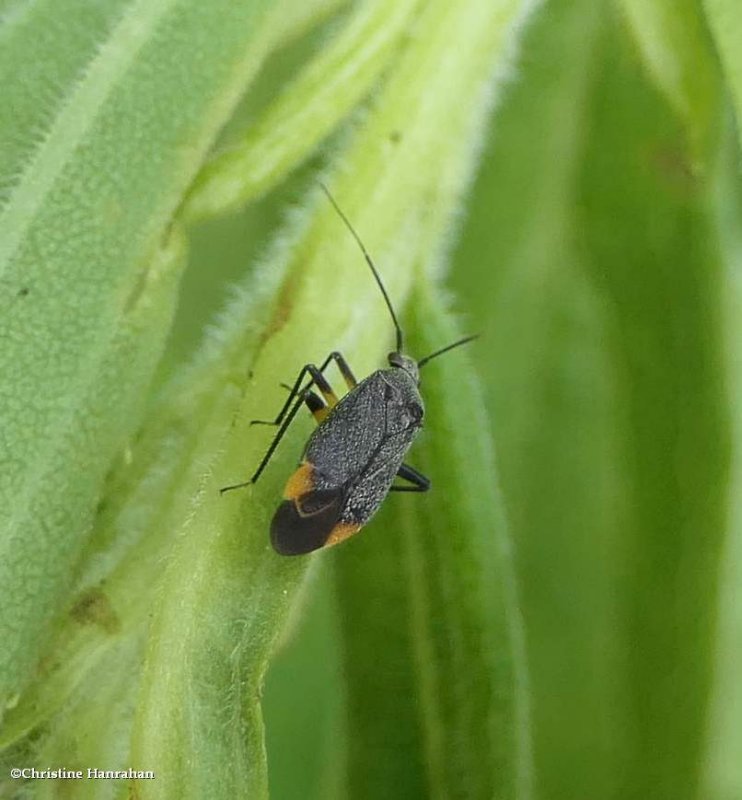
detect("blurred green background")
[1,0,741,798]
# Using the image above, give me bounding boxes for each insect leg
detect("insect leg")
[301,388,330,423]
[280,350,356,393]
[222,353,357,493]
[250,364,319,427]
[327,351,358,390]
[248,389,314,485]
[307,365,339,409]
[251,353,345,427]
[389,463,430,493]
[279,382,330,423]
[221,390,310,494]
[276,351,356,412]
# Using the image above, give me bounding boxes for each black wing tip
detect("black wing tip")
[270,495,342,556]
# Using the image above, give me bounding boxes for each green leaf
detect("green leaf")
[577,22,729,799]
[700,114,742,800]
[0,0,129,207]
[704,0,742,151]
[451,8,624,798]
[452,2,732,798]
[184,0,424,221]
[618,0,721,160]
[0,0,332,714]
[333,286,532,800]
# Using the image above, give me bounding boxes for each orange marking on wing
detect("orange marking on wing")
[324,522,361,548]
[283,462,315,501]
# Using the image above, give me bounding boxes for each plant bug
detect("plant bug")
[221,184,476,555]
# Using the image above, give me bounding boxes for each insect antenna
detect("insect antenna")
[319,182,404,353]
[417,334,478,368]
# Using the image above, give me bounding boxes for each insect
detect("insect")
[221,184,476,555]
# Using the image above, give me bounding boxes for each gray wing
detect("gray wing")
[303,370,423,526]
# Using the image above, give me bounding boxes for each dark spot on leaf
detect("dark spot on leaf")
[258,275,295,346]
[123,268,149,314]
[647,141,699,198]
[389,130,402,144]
[70,588,121,634]
[36,650,60,676]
